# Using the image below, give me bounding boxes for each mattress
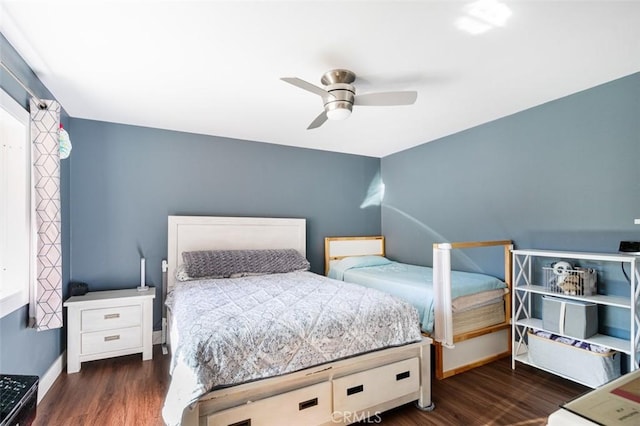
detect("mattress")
[452,300,505,335]
[162,270,422,426]
[328,256,507,333]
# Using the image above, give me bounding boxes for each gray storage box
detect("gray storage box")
[542,296,598,339]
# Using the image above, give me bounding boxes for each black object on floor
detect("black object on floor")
[0,374,38,426]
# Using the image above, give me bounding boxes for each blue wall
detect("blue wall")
[1,31,381,376]
[381,72,640,338]
[3,26,639,380]
[67,119,382,330]
[381,72,639,269]
[0,34,70,377]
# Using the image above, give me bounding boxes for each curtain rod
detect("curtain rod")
[0,61,48,109]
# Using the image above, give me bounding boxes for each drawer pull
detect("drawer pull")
[298,397,318,411]
[396,370,411,381]
[104,335,120,342]
[347,384,364,396]
[104,313,120,319]
[228,420,251,426]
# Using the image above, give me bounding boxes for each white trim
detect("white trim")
[0,88,29,122]
[38,350,65,403]
[0,288,28,319]
[327,238,383,258]
[153,329,162,345]
[433,244,454,348]
[34,331,191,404]
[0,87,31,319]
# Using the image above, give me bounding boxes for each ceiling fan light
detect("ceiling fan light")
[325,100,353,121]
[326,107,352,121]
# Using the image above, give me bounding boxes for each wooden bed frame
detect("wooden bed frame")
[164,216,434,426]
[325,236,513,380]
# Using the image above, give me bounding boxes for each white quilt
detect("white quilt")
[162,271,421,425]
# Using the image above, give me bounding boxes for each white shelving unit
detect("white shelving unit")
[511,249,640,382]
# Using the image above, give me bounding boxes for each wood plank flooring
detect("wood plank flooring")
[33,347,587,425]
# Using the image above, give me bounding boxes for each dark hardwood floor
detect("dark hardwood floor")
[34,346,587,426]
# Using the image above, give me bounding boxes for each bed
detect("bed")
[161,216,434,426]
[325,236,513,379]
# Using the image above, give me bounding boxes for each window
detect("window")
[0,88,31,318]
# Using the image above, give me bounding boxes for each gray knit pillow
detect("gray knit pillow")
[182,249,310,279]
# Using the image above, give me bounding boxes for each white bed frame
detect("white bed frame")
[325,236,513,380]
[165,216,434,426]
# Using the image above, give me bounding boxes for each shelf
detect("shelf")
[514,318,631,353]
[513,285,631,308]
[512,248,639,378]
[512,249,638,263]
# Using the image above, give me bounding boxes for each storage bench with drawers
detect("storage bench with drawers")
[205,357,421,426]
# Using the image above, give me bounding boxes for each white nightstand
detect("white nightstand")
[64,288,155,373]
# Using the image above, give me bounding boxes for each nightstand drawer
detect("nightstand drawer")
[81,326,142,355]
[81,305,141,332]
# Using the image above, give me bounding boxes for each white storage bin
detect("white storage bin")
[527,330,620,388]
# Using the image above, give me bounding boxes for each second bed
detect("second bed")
[325,236,513,379]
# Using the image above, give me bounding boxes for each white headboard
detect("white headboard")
[167,215,306,292]
[324,236,385,275]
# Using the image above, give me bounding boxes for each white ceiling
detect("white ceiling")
[1,1,639,158]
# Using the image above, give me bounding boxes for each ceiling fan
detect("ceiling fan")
[281,69,418,130]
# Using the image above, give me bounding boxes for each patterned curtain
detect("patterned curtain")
[29,98,63,331]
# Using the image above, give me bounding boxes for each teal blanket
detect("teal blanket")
[328,256,506,333]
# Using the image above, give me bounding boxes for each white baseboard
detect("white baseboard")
[38,331,164,404]
[153,329,163,345]
[38,350,65,403]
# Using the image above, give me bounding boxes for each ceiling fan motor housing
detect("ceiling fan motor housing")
[324,83,355,116]
[321,69,356,85]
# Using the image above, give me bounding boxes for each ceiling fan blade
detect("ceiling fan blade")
[307,111,328,130]
[354,91,417,106]
[281,77,335,99]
